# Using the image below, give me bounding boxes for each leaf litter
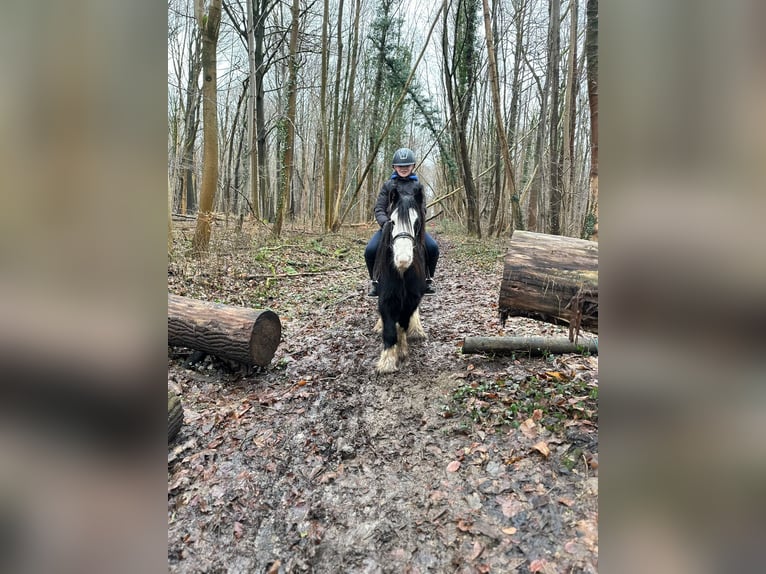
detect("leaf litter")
[168,221,598,573]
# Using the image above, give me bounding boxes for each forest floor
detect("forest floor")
[167,219,598,574]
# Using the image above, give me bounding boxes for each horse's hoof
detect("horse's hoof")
[376,347,399,373]
[406,309,427,341]
[406,326,427,341]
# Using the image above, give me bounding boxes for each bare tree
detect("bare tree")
[272,0,300,237]
[192,0,223,256]
[443,0,482,237]
[561,0,578,235]
[481,0,519,234]
[547,0,562,235]
[584,0,598,240]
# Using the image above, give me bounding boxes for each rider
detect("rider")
[365,147,440,297]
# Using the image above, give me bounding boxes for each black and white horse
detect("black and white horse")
[372,190,427,373]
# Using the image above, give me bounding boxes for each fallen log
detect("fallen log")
[462,336,598,356]
[499,231,598,339]
[168,294,281,367]
[168,392,183,442]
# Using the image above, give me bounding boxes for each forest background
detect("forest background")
[167,0,598,247]
[0,0,761,572]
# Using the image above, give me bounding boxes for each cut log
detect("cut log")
[168,294,281,367]
[168,392,183,442]
[499,231,598,339]
[462,336,598,356]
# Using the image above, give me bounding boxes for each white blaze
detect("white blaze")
[390,207,418,273]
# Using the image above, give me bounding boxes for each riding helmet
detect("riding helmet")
[392,148,416,166]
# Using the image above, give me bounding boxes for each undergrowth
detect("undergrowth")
[442,369,598,433]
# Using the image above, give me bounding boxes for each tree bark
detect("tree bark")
[584,0,599,240]
[167,294,282,367]
[463,336,598,356]
[547,0,562,235]
[192,0,222,255]
[561,0,578,235]
[273,0,300,238]
[168,392,183,442]
[499,230,598,338]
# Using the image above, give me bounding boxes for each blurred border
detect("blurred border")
[602,0,766,572]
[0,0,167,572]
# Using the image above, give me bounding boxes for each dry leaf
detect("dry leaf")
[557,497,575,507]
[532,409,543,421]
[519,418,537,439]
[532,441,550,457]
[501,526,517,535]
[529,558,548,572]
[233,521,244,539]
[469,540,484,561]
[446,460,461,473]
[497,495,524,518]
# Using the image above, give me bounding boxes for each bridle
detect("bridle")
[392,231,416,244]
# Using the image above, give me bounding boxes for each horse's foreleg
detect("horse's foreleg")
[376,315,400,373]
[395,325,408,362]
[406,308,427,341]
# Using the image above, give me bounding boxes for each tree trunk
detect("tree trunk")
[246,0,260,220]
[192,0,222,255]
[443,0,481,237]
[273,0,300,238]
[561,0,578,235]
[167,294,282,367]
[180,30,202,215]
[463,336,598,356]
[584,0,599,240]
[481,0,518,234]
[499,230,598,338]
[547,0,563,235]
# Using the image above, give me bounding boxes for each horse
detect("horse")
[372,189,428,373]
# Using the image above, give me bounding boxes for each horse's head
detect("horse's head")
[389,193,420,274]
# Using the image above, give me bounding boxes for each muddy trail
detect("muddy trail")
[168,223,598,573]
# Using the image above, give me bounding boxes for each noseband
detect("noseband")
[392,231,416,244]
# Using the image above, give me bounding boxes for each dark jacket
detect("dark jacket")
[373,173,425,227]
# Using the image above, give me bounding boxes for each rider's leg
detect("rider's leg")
[424,232,439,294]
[365,230,382,296]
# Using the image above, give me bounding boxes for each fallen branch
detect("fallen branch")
[462,336,598,356]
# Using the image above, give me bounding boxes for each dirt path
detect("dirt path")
[168,227,598,573]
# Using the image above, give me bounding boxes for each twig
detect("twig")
[245,266,358,279]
